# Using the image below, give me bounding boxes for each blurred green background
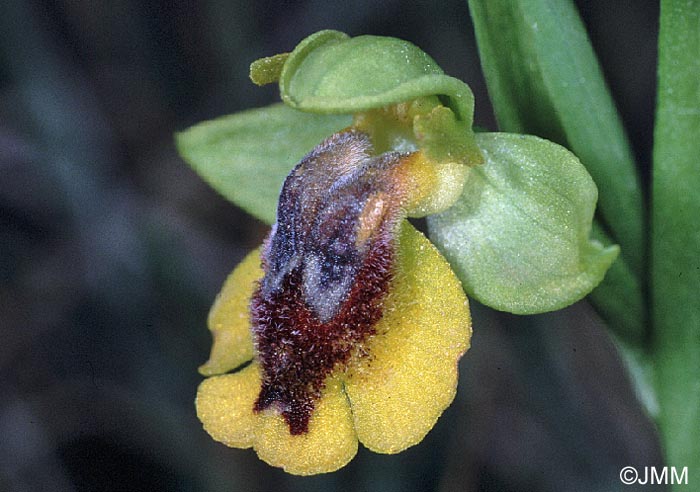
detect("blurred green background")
[0,0,664,491]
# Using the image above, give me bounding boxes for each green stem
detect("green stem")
[652,0,700,486]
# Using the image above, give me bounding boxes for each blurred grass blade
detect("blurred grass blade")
[467,0,644,280]
[176,104,350,225]
[652,0,700,482]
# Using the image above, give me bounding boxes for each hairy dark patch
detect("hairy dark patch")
[249,130,407,434]
[251,233,393,434]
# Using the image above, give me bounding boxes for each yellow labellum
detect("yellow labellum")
[196,222,471,475]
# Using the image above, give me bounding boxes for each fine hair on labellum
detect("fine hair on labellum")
[250,130,410,434]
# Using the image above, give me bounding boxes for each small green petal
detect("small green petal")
[250,53,290,86]
[413,105,483,166]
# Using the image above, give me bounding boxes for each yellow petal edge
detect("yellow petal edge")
[255,374,358,475]
[345,221,471,453]
[198,248,260,376]
[196,364,358,475]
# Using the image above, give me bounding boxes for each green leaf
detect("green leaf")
[278,30,476,124]
[427,133,618,314]
[467,0,644,278]
[175,103,351,224]
[652,0,700,482]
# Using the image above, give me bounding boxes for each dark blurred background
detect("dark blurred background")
[1,1,663,491]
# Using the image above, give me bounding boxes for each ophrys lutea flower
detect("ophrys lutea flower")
[182,29,618,477]
[195,128,472,475]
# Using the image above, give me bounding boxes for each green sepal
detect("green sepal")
[269,30,482,165]
[277,30,474,121]
[175,103,351,224]
[428,133,618,314]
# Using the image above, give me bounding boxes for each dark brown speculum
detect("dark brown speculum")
[250,130,408,434]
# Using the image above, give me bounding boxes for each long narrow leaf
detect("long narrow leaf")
[653,0,700,482]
